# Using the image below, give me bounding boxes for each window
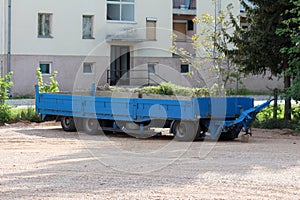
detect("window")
[146,18,157,40]
[148,63,157,74]
[38,13,52,37]
[83,63,94,74]
[82,15,94,39]
[39,62,51,75]
[107,0,135,22]
[180,64,189,74]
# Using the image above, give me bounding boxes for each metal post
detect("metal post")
[7,0,12,75]
[273,88,278,120]
[91,83,95,96]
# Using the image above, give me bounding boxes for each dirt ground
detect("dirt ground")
[0,122,299,200]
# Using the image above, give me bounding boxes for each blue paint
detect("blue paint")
[35,85,272,139]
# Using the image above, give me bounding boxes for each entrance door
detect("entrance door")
[110,46,130,85]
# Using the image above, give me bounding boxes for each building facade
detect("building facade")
[0,0,282,95]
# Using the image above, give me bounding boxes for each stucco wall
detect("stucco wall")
[10,55,110,95]
[10,0,172,58]
[0,0,6,55]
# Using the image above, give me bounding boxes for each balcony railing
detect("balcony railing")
[173,0,196,10]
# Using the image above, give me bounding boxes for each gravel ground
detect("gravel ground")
[0,122,299,200]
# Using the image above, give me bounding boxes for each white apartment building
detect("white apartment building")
[0,0,282,95]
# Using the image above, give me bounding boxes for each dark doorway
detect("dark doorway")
[110,46,130,85]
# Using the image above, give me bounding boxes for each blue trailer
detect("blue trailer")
[35,85,272,141]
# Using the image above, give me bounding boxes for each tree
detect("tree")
[277,0,300,101]
[227,0,297,120]
[170,2,238,95]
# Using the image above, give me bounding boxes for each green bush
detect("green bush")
[0,104,12,122]
[292,106,300,121]
[256,105,281,121]
[135,82,211,97]
[11,107,40,122]
[253,119,299,130]
[0,72,13,122]
[36,68,59,93]
[254,105,300,130]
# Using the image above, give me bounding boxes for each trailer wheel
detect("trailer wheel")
[219,131,237,140]
[173,121,197,142]
[61,116,76,132]
[83,118,99,135]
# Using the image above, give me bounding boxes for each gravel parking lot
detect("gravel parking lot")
[0,122,299,199]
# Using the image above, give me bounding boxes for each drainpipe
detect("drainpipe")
[7,0,11,75]
[218,0,221,14]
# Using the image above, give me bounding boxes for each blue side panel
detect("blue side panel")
[36,87,254,123]
[135,99,195,121]
[193,97,254,119]
[37,93,76,117]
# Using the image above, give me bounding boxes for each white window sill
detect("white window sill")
[38,35,53,39]
[106,20,137,24]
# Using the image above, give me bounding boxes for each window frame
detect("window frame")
[148,63,157,74]
[39,62,52,75]
[38,13,53,38]
[146,17,157,41]
[83,62,95,74]
[82,15,95,39]
[107,0,135,22]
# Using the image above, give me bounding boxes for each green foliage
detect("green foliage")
[277,0,300,101]
[228,0,291,76]
[134,82,211,97]
[253,104,300,130]
[36,68,59,93]
[0,72,13,122]
[11,107,40,122]
[11,95,34,99]
[292,106,300,121]
[256,105,283,121]
[253,118,299,130]
[170,3,240,89]
[227,0,298,120]
[226,88,272,96]
[0,104,12,122]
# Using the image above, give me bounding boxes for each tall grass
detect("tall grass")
[10,107,40,122]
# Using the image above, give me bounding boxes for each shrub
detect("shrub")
[253,119,299,130]
[36,68,59,93]
[11,107,40,122]
[256,105,283,121]
[134,82,211,97]
[292,106,300,121]
[0,72,13,122]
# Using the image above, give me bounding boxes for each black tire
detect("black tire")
[74,117,83,132]
[173,121,197,142]
[61,116,76,132]
[82,118,100,135]
[219,131,236,141]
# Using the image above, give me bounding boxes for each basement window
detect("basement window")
[180,64,190,74]
[39,62,51,75]
[83,63,94,74]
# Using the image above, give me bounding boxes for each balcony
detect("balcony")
[173,0,196,15]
